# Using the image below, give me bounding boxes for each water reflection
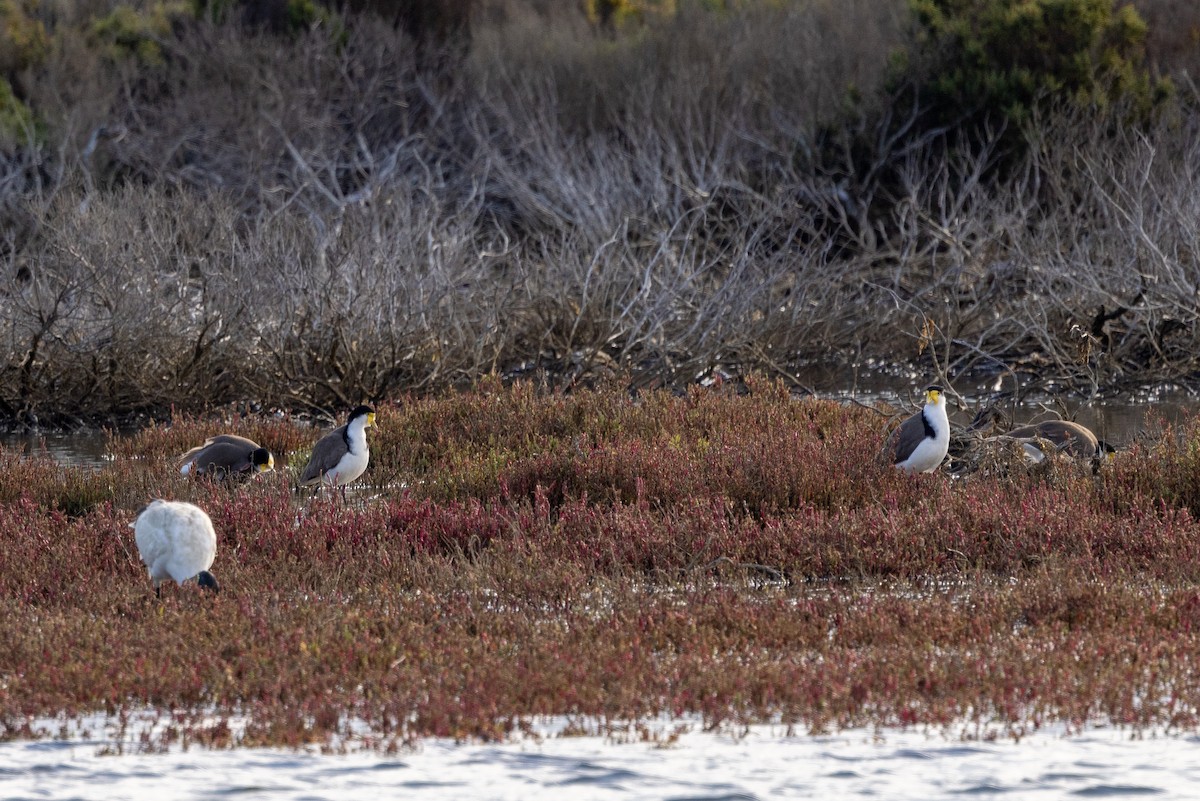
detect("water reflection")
[0,430,114,468]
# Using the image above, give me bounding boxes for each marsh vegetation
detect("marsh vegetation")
[3,383,1200,747]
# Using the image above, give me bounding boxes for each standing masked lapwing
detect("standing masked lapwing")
[131,500,220,596]
[889,385,951,473]
[298,405,376,499]
[179,434,274,478]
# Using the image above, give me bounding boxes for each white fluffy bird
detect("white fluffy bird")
[131,500,220,595]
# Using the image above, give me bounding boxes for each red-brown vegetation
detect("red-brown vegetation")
[1,382,1200,747]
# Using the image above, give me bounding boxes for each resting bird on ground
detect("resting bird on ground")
[993,419,1116,470]
[298,405,376,499]
[1003,420,1100,460]
[178,434,274,478]
[888,385,951,473]
[131,499,220,596]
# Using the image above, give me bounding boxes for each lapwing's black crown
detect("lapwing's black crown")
[348,405,375,420]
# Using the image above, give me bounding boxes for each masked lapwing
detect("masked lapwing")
[1004,420,1099,460]
[998,420,1116,470]
[298,405,376,498]
[131,500,220,596]
[179,434,274,478]
[889,385,951,473]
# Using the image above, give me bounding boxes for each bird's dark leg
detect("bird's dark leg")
[155,585,161,599]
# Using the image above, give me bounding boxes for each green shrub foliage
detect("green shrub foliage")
[903,0,1169,130]
[0,0,47,77]
[91,5,170,65]
[0,75,36,144]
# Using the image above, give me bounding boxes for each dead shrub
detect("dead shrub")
[0,3,1198,417]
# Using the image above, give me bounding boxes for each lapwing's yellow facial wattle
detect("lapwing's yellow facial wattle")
[927,389,941,405]
[367,412,377,428]
[259,455,275,472]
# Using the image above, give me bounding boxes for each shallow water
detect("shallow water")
[1,383,1195,469]
[5,720,1199,800]
[0,428,115,467]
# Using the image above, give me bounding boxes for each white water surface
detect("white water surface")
[5,717,1200,800]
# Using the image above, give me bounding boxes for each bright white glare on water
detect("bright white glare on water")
[5,717,1200,800]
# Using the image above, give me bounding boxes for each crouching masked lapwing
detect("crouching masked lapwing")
[998,419,1115,468]
[889,385,951,473]
[179,434,274,479]
[1004,420,1099,460]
